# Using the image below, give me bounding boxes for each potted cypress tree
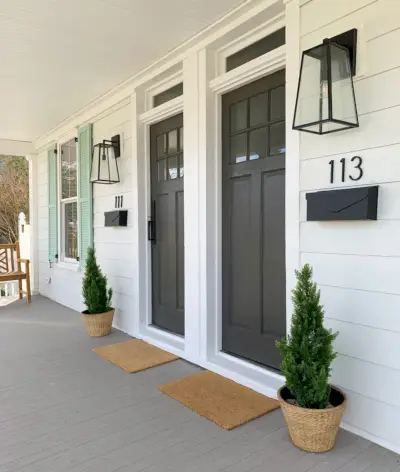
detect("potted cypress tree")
[81,248,114,336]
[276,264,346,453]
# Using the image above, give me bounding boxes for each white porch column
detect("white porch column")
[25,154,39,295]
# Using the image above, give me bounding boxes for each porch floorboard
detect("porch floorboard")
[0,296,398,472]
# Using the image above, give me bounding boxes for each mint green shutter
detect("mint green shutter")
[48,145,58,262]
[78,123,93,268]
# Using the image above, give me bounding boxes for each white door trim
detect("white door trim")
[130,1,298,398]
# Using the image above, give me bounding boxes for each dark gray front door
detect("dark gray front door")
[222,70,286,370]
[150,114,184,335]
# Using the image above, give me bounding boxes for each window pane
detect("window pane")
[226,28,285,72]
[153,83,183,107]
[157,134,166,158]
[230,100,247,133]
[168,130,178,154]
[64,201,78,259]
[249,127,268,160]
[179,127,184,151]
[250,92,268,127]
[167,156,178,180]
[230,133,247,164]
[179,153,184,177]
[61,138,77,199]
[158,159,166,182]
[270,85,285,121]
[269,122,285,155]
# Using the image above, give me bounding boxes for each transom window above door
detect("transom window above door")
[60,137,78,261]
[228,83,285,164]
[156,126,184,181]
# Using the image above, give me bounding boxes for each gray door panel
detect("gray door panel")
[150,114,184,335]
[222,71,286,370]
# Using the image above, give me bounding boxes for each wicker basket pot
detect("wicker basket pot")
[81,309,114,337]
[278,385,347,453]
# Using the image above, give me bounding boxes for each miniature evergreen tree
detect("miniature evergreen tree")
[82,248,113,314]
[276,264,338,409]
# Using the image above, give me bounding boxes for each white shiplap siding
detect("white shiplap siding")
[37,100,133,332]
[300,0,400,450]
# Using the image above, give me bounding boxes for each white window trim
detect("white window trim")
[215,12,285,75]
[144,70,184,112]
[57,133,79,267]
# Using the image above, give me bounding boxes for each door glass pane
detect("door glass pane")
[249,127,268,160]
[179,153,184,177]
[230,100,247,133]
[64,201,78,259]
[158,159,166,181]
[167,156,178,180]
[230,133,247,163]
[157,134,166,158]
[269,122,285,155]
[270,85,285,121]
[179,127,183,151]
[168,130,178,154]
[250,92,268,127]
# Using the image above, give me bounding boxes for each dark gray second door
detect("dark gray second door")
[222,70,286,370]
[150,114,184,336]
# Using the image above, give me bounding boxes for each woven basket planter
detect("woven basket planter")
[278,385,347,453]
[81,309,115,337]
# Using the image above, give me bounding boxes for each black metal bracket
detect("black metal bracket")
[329,29,357,76]
[102,134,121,158]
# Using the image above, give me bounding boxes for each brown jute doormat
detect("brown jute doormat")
[93,339,179,373]
[158,370,280,429]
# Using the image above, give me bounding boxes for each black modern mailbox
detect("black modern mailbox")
[306,186,378,221]
[104,210,128,227]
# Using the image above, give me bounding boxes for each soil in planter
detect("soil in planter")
[281,386,345,409]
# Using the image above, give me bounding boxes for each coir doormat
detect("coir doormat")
[158,370,280,429]
[93,339,179,373]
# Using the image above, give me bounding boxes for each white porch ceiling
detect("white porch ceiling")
[0,0,246,142]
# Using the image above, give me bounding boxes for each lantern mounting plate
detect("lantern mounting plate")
[328,28,357,76]
[102,134,121,158]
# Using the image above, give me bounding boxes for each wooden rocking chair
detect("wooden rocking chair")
[0,242,31,303]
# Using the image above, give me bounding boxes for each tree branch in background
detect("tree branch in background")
[0,156,29,244]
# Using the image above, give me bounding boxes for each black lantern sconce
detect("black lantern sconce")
[293,29,359,135]
[91,134,121,184]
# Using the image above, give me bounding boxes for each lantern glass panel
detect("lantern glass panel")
[91,143,120,183]
[330,43,358,126]
[293,39,358,134]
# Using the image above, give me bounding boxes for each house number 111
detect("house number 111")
[329,156,363,184]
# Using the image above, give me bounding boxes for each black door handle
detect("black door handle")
[148,200,156,243]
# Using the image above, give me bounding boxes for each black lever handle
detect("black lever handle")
[148,200,156,243]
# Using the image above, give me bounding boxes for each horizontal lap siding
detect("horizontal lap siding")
[300,0,400,450]
[38,101,134,329]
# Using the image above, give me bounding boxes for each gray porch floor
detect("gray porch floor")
[0,296,399,472]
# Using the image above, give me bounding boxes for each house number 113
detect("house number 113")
[329,156,363,184]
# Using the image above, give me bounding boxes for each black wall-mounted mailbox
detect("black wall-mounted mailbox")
[105,210,128,227]
[306,186,378,221]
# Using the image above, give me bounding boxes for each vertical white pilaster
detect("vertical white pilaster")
[26,154,39,294]
[284,0,301,330]
[130,92,141,337]
[183,52,201,361]
[198,47,217,361]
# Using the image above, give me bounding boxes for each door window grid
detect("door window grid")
[156,126,183,181]
[59,138,78,261]
[229,85,285,164]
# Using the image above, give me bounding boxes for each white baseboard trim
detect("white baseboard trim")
[341,422,400,455]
